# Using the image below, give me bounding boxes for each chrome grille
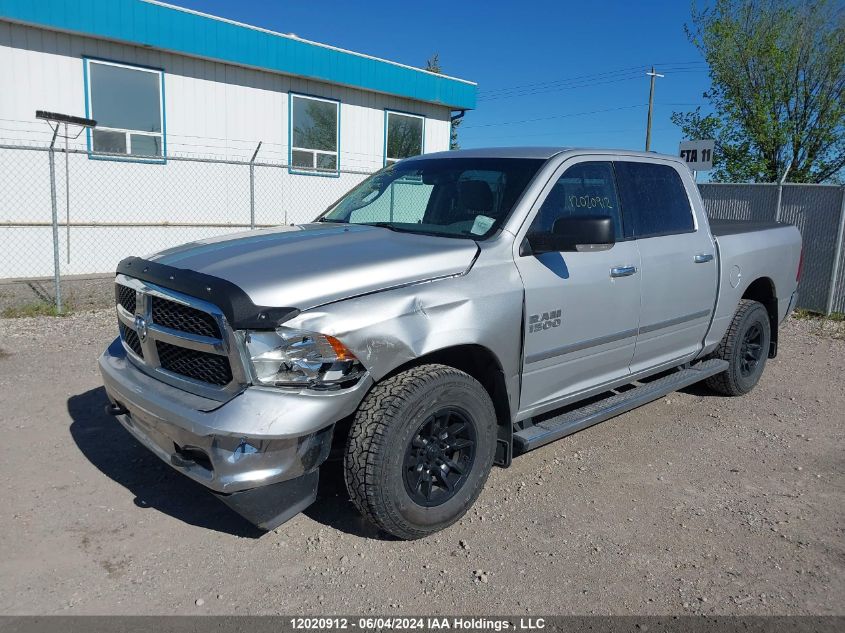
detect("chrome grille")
[156,341,233,385]
[151,296,221,338]
[114,274,246,400]
[119,322,144,358]
[116,283,136,314]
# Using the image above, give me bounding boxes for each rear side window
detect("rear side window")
[530,161,623,239]
[614,162,694,238]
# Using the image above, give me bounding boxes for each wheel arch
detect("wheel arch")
[741,276,778,357]
[381,344,513,467]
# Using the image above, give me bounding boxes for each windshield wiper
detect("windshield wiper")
[317,217,348,223]
[359,222,405,232]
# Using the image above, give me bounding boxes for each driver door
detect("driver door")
[515,159,642,414]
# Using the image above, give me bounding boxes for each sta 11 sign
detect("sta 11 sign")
[679,139,715,171]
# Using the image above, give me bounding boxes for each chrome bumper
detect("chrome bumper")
[98,337,372,494]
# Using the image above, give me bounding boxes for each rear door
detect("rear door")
[515,158,642,413]
[614,160,718,372]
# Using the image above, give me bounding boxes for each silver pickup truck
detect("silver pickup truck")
[99,147,802,539]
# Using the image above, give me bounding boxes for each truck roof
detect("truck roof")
[410,147,682,162]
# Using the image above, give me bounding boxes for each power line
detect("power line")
[476,68,706,102]
[460,125,676,144]
[476,61,706,96]
[476,62,707,102]
[477,65,660,96]
[461,104,649,130]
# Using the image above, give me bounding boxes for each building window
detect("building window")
[385,111,424,165]
[290,94,339,173]
[85,59,164,158]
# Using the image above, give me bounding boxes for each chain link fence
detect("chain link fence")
[2,141,844,315]
[699,183,845,314]
[0,143,375,310]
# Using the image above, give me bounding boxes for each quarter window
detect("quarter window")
[614,162,694,238]
[385,111,424,165]
[86,59,164,158]
[290,94,339,172]
[530,161,623,239]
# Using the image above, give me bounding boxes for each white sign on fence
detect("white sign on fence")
[679,139,715,171]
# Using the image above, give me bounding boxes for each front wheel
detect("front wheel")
[705,299,771,396]
[344,364,497,540]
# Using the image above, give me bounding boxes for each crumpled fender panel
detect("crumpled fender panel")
[286,244,525,419]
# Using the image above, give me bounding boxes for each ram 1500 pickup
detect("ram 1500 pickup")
[100,148,802,539]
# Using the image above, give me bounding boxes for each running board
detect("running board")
[513,359,729,453]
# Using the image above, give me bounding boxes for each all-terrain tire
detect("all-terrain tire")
[344,364,497,540]
[705,299,771,396]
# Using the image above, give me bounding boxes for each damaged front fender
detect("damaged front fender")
[286,242,525,419]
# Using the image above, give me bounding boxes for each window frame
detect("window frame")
[383,109,425,166]
[288,92,341,177]
[83,57,166,164]
[612,160,697,240]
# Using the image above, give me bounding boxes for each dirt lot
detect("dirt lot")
[0,311,842,616]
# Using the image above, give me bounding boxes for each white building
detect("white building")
[0,0,476,278]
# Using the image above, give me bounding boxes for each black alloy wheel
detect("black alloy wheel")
[739,321,765,377]
[402,407,476,507]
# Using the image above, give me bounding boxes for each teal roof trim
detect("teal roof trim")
[0,0,476,109]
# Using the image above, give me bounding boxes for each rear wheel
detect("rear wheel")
[705,299,771,396]
[344,364,497,540]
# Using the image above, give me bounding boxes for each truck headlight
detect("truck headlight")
[243,327,365,389]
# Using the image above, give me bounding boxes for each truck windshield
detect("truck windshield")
[318,157,544,239]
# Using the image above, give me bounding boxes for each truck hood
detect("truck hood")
[150,223,479,310]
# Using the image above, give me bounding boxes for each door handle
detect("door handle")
[610,265,637,278]
[694,253,714,263]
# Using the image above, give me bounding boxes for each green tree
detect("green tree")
[426,53,462,150]
[672,0,845,183]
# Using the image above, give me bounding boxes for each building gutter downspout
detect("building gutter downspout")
[450,110,466,150]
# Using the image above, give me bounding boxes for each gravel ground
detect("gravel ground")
[0,276,114,315]
[0,311,842,616]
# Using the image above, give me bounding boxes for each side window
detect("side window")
[529,161,622,238]
[614,162,694,238]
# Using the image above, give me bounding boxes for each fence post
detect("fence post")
[48,125,62,313]
[774,161,792,223]
[249,141,262,230]
[825,186,845,316]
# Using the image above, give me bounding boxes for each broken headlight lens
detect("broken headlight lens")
[243,327,365,389]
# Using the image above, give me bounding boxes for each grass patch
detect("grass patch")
[1,301,72,318]
[793,309,845,340]
[793,309,845,322]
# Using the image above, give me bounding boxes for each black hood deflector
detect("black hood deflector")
[116,256,299,329]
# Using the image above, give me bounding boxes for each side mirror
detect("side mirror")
[522,215,615,255]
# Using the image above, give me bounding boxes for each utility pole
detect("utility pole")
[645,66,664,151]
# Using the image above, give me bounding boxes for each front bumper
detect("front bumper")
[98,337,371,525]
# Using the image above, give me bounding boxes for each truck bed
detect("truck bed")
[709,219,787,236]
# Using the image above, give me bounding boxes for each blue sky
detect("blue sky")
[167,0,712,156]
